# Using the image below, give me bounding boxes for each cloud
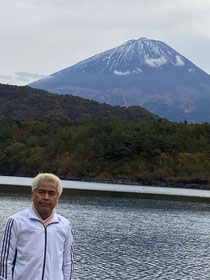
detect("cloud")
[0,74,13,80]
[0,0,210,85]
[14,72,46,82]
[0,72,46,85]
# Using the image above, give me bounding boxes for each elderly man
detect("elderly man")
[0,173,74,280]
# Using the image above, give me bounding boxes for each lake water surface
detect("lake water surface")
[0,190,210,279]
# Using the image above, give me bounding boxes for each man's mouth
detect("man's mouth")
[40,203,50,206]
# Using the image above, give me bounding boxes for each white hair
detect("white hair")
[32,173,63,197]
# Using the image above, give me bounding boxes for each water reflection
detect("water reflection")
[1,192,210,279]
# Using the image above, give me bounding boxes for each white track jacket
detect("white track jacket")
[0,207,74,280]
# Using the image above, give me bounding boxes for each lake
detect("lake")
[0,190,210,279]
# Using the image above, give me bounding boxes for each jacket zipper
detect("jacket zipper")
[41,226,47,280]
[40,222,59,280]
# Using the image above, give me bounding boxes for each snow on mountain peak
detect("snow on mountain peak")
[32,37,198,85]
[145,56,168,67]
[175,55,185,66]
[105,37,189,72]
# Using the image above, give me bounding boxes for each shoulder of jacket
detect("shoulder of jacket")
[56,214,73,228]
[10,208,30,221]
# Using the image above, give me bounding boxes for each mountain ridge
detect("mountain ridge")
[29,37,210,123]
[0,83,159,121]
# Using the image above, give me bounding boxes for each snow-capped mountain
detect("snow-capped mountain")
[29,37,210,122]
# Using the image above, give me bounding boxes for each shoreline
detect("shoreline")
[1,175,210,203]
[72,177,210,190]
[1,173,210,190]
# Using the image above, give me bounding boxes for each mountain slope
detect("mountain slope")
[29,37,210,123]
[0,83,159,121]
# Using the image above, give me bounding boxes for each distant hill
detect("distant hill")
[0,83,159,121]
[29,37,210,123]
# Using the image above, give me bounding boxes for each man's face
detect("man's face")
[32,180,59,220]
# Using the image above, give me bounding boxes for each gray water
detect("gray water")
[1,191,210,279]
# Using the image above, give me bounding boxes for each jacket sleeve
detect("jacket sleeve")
[0,218,18,280]
[62,223,74,280]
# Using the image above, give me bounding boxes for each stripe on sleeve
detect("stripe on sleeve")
[0,218,14,278]
[69,243,74,280]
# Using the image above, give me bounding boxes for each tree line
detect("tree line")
[0,118,210,188]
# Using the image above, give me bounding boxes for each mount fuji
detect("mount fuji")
[29,37,210,122]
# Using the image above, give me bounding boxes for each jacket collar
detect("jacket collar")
[29,206,60,224]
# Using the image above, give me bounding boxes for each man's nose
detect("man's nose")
[43,192,49,199]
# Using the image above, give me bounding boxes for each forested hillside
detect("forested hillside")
[0,118,210,188]
[0,84,158,121]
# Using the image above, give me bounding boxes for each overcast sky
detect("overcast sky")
[0,0,210,85]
